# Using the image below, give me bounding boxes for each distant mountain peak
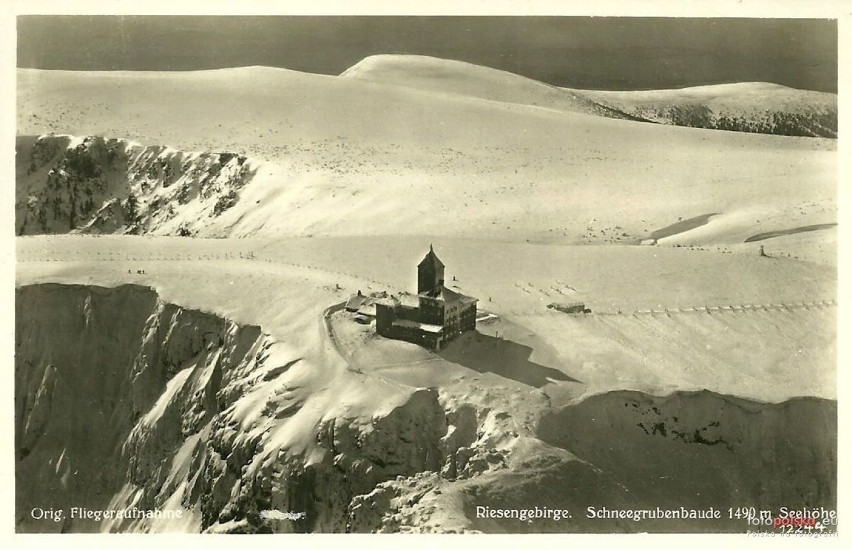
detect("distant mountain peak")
[340,54,487,77]
[340,54,836,138]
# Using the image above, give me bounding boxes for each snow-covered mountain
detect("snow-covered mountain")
[15,59,836,244]
[340,54,647,122]
[581,82,837,137]
[14,54,837,533]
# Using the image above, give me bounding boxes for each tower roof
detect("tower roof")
[417,244,445,269]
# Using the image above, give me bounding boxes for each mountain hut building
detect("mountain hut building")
[375,246,478,350]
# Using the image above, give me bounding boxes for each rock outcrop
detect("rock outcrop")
[14,284,462,533]
[15,283,838,533]
[16,135,257,236]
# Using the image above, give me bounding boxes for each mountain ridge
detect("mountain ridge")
[340,54,837,138]
[16,56,836,245]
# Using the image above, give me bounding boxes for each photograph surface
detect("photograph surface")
[13,14,838,534]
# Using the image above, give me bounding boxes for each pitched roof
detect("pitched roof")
[418,244,445,269]
[420,285,477,305]
[398,292,420,308]
[345,294,369,311]
[376,293,419,309]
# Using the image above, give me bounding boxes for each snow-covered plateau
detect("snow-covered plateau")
[15,55,837,533]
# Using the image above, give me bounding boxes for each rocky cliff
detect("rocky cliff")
[16,135,257,237]
[15,283,837,533]
[15,284,467,533]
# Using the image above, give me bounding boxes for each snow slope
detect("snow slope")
[581,82,837,137]
[342,55,837,137]
[16,62,836,246]
[341,54,643,121]
[15,235,837,532]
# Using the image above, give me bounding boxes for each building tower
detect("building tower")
[417,245,445,294]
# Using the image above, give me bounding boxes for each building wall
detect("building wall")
[419,296,445,325]
[375,303,395,336]
[390,324,442,350]
[376,296,475,351]
[417,297,478,338]
[460,302,477,332]
[418,264,445,295]
[396,304,420,322]
[444,302,477,336]
[443,304,459,337]
[376,302,443,349]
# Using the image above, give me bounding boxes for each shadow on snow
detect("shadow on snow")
[439,330,580,388]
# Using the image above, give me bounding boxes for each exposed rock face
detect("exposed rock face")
[15,135,257,236]
[14,284,461,533]
[624,103,837,137]
[529,390,837,532]
[582,85,838,138]
[194,387,450,534]
[16,284,266,532]
[15,283,838,533]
